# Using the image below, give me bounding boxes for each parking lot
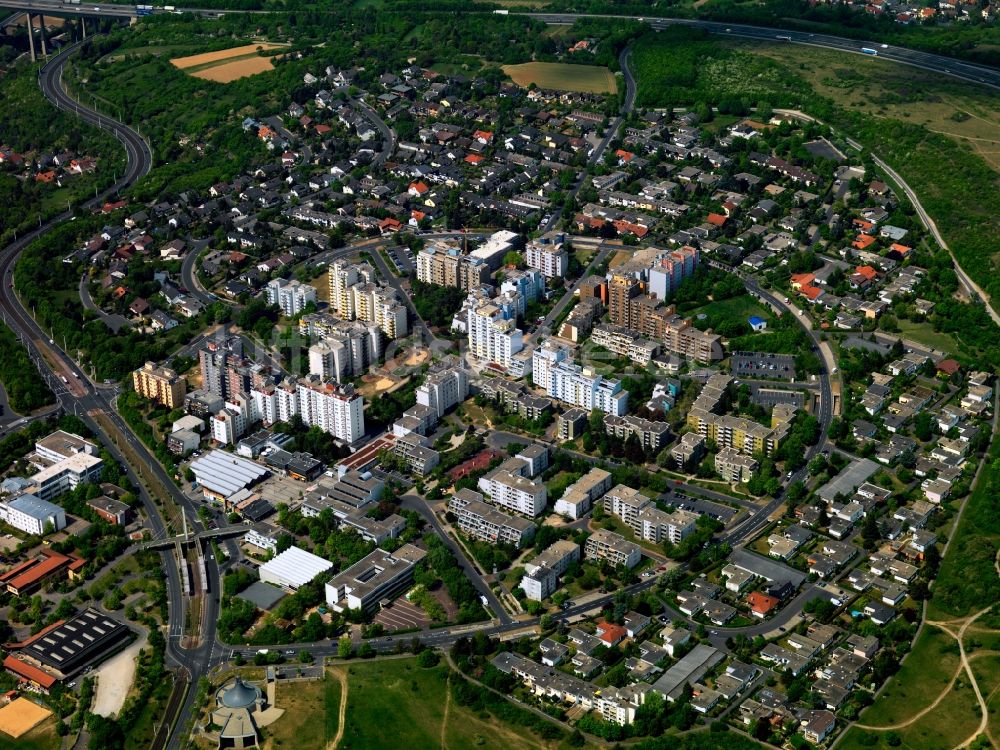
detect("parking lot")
[373,598,430,631]
[384,245,414,274]
[732,351,797,381]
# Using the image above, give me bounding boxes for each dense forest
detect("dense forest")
[0,322,55,414]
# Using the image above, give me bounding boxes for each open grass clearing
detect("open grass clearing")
[260,672,341,749]
[338,657,562,749]
[503,62,617,94]
[894,319,962,356]
[684,293,774,324]
[855,627,961,727]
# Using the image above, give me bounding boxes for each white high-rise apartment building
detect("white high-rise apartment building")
[467,301,523,371]
[525,231,569,279]
[297,379,366,444]
[416,367,469,419]
[266,278,317,316]
[250,378,365,443]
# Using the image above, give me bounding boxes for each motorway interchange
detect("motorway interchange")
[0,9,995,747]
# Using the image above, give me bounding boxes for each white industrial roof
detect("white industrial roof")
[259,546,333,589]
[190,450,269,498]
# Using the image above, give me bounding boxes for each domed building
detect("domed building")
[210,676,269,749]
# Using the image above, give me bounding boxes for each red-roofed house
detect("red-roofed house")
[378,217,402,234]
[889,243,912,256]
[464,154,485,165]
[315,123,332,136]
[596,621,627,646]
[855,265,878,281]
[472,130,493,144]
[853,218,876,234]
[800,285,825,303]
[936,359,961,377]
[790,273,816,290]
[706,213,728,227]
[35,170,57,184]
[614,149,635,164]
[408,180,429,196]
[257,125,277,141]
[852,234,877,251]
[612,220,649,238]
[747,591,780,618]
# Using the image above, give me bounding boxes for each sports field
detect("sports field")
[503,62,617,94]
[170,43,283,82]
[0,698,52,739]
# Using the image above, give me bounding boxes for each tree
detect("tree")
[337,637,354,659]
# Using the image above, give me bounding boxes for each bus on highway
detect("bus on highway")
[861,47,878,55]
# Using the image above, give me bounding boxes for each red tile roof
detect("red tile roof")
[3,656,56,690]
[747,591,780,615]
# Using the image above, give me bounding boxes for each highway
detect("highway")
[0,39,222,750]
[526,13,1000,90]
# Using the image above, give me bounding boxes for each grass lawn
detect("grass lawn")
[338,658,565,749]
[262,672,341,749]
[854,627,960,728]
[894,319,962,356]
[0,718,59,750]
[502,63,617,94]
[685,293,774,324]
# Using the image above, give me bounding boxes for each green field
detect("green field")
[261,672,342,748]
[855,628,960,728]
[0,719,59,750]
[337,657,570,750]
[503,62,617,94]
[894,319,962,355]
[686,294,775,324]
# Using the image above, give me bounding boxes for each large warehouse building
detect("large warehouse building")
[258,546,334,590]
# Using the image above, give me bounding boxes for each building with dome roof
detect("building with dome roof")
[210,676,275,749]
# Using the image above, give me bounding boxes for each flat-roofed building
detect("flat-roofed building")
[259,546,334,590]
[132,361,186,408]
[32,431,97,467]
[0,494,66,535]
[635,507,698,545]
[554,467,613,520]
[325,543,426,613]
[27,451,103,503]
[87,495,132,525]
[448,489,535,548]
[671,432,705,469]
[585,529,642,569]
[603,414,670,451]
[515,444,549,478]
[558,408,588,440]
[715,448,758,483]
[479,468,547,517]
[416,367,469,420]
[603,485,652,527]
